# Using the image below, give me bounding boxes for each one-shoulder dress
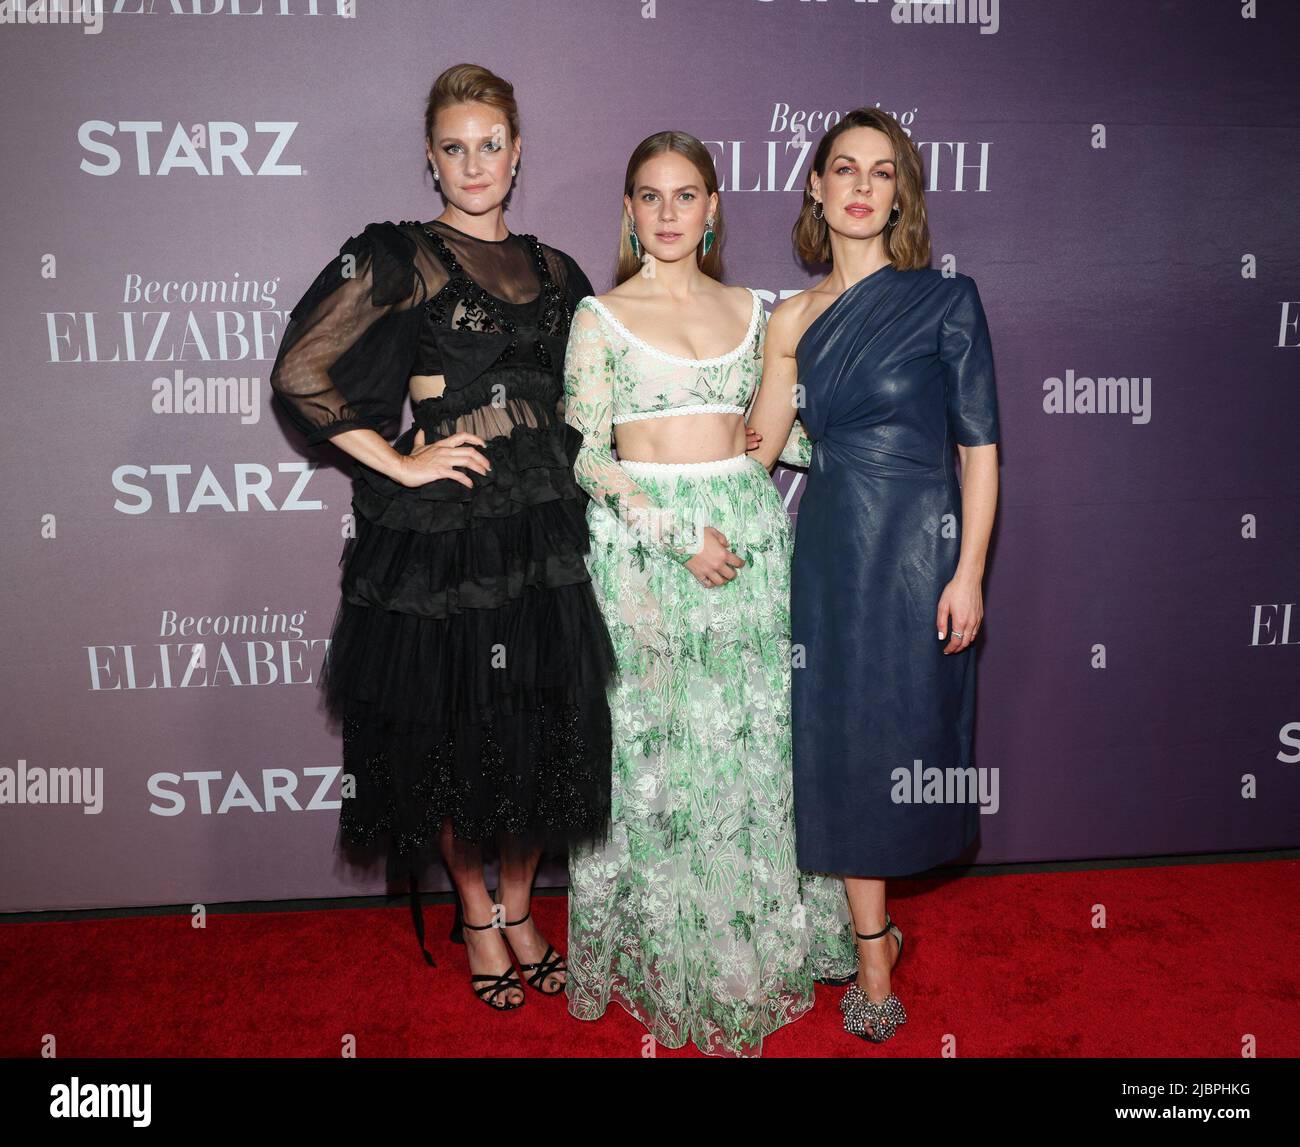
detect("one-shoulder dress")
[270,219,616,959]
[791,267,1000,876]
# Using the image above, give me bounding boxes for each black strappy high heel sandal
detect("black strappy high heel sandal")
[500,910,567,995]
[840,914,906,1043]
[460,912,525,1011]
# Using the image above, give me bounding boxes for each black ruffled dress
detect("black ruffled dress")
[270,218,615,960]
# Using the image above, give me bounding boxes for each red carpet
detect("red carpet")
[2,859,1297,1058]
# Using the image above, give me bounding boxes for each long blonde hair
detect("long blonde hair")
[616,131,724,284]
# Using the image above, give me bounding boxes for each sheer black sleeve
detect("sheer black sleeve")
[270,221,425,447]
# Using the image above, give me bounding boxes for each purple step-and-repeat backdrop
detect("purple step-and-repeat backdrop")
[2,0,1297,914]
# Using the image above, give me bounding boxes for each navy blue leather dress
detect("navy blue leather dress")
[790,266,999,876]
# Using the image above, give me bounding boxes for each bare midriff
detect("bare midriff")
[614,411,746,465]
[409,374,445,403]
[410,375,745,464]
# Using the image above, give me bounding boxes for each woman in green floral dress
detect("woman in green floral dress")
[561,132,856,1057]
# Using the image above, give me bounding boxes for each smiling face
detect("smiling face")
[624,149,718,265]
[425,101,521,216]
[809,125,898,241]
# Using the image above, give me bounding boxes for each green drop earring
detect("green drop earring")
[628,221,641,261]
[702,216,715,257]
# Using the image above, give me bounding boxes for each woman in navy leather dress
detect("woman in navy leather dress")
[747,108,1000,1043]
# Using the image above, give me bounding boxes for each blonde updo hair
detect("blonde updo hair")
[792,107,930,270]
[616,131,724,284]
[424,63,520,146]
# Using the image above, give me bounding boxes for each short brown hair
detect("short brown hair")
[616,131,724,285]
[793,107,930,270]
[424,63,520,144]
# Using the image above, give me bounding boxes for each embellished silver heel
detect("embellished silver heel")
[840,914,906,1042]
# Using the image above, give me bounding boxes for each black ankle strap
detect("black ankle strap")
[855,914,894,942]
[503,910,531,927]
[460,899,503,931]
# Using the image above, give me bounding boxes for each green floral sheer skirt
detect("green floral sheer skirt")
[566,452,856,1057]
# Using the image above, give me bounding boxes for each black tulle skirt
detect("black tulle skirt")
[317,395,616,905]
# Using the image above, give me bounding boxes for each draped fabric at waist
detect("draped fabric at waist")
[813,436,953,480]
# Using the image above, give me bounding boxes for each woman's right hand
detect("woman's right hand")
[394,429,491,489]
[684,526,745,588]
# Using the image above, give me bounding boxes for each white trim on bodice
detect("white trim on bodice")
[618,452,755,476]
[612,403,747,425]
[582,287,762,367]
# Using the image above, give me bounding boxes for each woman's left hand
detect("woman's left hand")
[745,425,762,452]
[936,575,983,654]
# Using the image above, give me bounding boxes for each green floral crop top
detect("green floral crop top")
[561,288,812,565]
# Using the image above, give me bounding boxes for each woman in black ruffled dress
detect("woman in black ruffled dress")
[269,64,614,1011]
